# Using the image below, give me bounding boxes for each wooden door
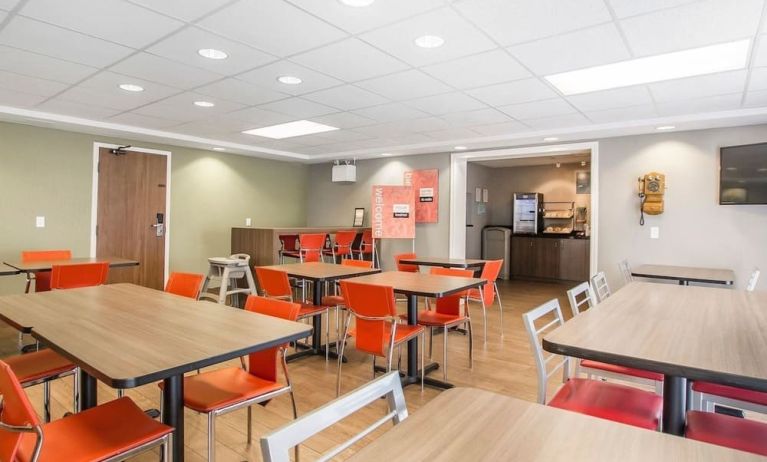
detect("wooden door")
[96,147,167,289]
[511,236,533,277]
[532,239,559,279]
[559,239,589,281]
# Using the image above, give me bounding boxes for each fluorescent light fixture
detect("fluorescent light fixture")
[198,48,228,60]
[213,147,226,151]
[543,137,559,141]
[118,83,144,92]
[453,145,467,150]
[545,39,750,95]
[194,101,215,107]
[277,75,302,85]
[242,120,339,139]
[415,35,445,49]
[339,0,375,6]
[656,125,676,130]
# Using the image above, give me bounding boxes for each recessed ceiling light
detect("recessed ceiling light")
[656,125,676,130]
[339,0,375,6]
[543,137,559,141]
[198,48,228,60]
[213,147,226,151]
[194,101,215,108]
[415,35,445,49]
[242,120,339,139]
[277,75,302,85]
[118,83,144,92]
[453,146,467,150]
[545,39,750,95]
[380,153,392,157]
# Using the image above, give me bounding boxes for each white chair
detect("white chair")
[200,254,257,305]
[522,299,571,404]
[591,271,611,302]
[566,281,597,317]
[260,371,408,462]
[747,268,761,291]
[618,259,633,284]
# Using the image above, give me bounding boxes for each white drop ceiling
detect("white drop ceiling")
[0,0,765,162]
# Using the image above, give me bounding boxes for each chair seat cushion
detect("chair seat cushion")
[692,381,767,406]
[4,349,76,384]
[299,303,327,318]
[580,359,664,382]
[399,311,466,327]
[686,410,767,456]
[18,397,172,462]
[177,367,286,413]
[548,378,662,430]
[321,295,345,307]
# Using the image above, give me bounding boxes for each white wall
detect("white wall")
[465,163,492,259]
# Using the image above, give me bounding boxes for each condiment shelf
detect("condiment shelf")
[542,201,575,234]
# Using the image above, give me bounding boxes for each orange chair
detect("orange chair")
[165,272,205,299]
[50,262,109,289]
[0,360,173,461]
[337,280,425,395]
[298,233,327,263]
[323,230,358,262]
[353,229,379,268]
[278,234,300,263]
[394,253,419,273]
[686,410,767,456]
[169,296,301,461]
[321,259,375,350]
[255,267,330,360]
[20,250,71,293]
[467,259,504,342]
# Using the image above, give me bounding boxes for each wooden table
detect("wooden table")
[398,256,486,270]
[258,262,380,361]
[4,257,140,293]
[0,284,310,462]
[543,282,767,436]
[348,388,761,461]
[347,271,485,389]
[631,264,735,285]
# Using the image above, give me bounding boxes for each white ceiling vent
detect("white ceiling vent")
[332,160,356,184]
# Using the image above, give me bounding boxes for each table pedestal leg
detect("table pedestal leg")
[163,375,184,462]
[79,369,97,411]
[286,280,344,362]
[662,375,687,435]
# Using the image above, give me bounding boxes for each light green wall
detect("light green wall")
[0,122,307,294]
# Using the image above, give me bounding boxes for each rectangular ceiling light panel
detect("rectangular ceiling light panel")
[242,120,339,139]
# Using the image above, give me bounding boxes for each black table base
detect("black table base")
[663,375,687,435]
[162,374,184,462]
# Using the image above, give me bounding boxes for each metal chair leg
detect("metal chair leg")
[429,327,434,359]
[443,326,448,381]
[467,320,474,369]
[495,282,504,337]
[481,298,488,344]
[247,406,252,445]
[325,309,330,361]
[420,332,425,391]
[162,433,172,462]
[207,413,216,461]
[117,389,125,398]
[336,313,352,396]
[73,369,80,413]
[372,356,377,378]
[289,389,299,461]
[43,381,51,423]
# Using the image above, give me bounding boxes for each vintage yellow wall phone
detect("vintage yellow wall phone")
[638,172,665,225]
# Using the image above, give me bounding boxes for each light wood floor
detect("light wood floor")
[0,279,577,461]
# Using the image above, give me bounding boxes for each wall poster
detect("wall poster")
[371,185,415,239]
[404,169,439,223]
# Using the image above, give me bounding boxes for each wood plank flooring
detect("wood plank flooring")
[0,279,577,461]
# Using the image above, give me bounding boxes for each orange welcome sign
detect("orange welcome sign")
[371,185,415,239]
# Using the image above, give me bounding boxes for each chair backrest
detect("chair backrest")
[359,229,373,252]
[333,231,357,256]
[21,250,72,293]
[394,253,419,273]
[590,271,611,302]
[341,258,373,269]
[244,296,301,382]
[260,371,407,462]
[618,259,633,284]
[278,235,299,252]
[299,234,326,262]
[50,262,109,289]
[431,268,473,316]
[340,280,397,357]
[522,299,570,405]
[165,272,205,299]
[747,268,761,292]
[255,267,292,299]
[474,259,503,305]
[0,360,42,462]
[566,281,597,317]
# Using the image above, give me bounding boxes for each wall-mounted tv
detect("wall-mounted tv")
[720,142,767,205]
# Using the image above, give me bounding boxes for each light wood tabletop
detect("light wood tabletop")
[348,270,485,297]
[4,256,140,273]
[631,264,735,285]
[347,388,761,461]
[397,256,486,269]
[259,261,380,282]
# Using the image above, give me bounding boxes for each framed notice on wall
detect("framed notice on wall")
[403,169,439,223]
[371,185,415,239]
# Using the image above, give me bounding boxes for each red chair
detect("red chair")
[353,229,379,268]
[321,259,375,350]
[394,253,419,273]
[255,267,330,360]
[323,231,357,262]
[337,280,425,395]
[167,296,301,461]
[0,360,173,461]
[686,410,767,456]
[523,299,662,430]
[278,234,300,263]
[50,262,109,289]
[298,233,327,263]
[691,381,767,415]
[20,250,71,293]
[467,259,504,342]
[165,272,205,299]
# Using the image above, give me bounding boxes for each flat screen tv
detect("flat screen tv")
[720,142,767,205]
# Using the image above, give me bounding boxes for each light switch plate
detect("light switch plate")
[35,216,45,228]
[650,226,659,239]
[245,217,252,227]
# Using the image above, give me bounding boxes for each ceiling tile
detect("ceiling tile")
[567,86,653,112]
[225,107,294,126]
[284,0,443,34]
[360,8,496,66]
[108,112,185,129]
[237,61,342,96]
[423,127,480,141]
[454,0,611,46]
[0,45,97,84]
[421,49,530,90]
[127,0,232,21]
[354,122,415,138]
[36,99,121,119]
[620,0,763,56]
[583,104,657,123]
[195,78,287,106]
[441,108,511,126]
[302,84,388,111]
[466,78,558,106]
[132,91,247,121]
[650,70,747,102]
[290,38,408,82]
[395,116,450,133]
[352,102,429,123]
[58,71,180,111]
[0,0,19,10]
[20,0,183,49]
[523,113,591,130]
[310,111,375,129]
[0,87,47,107]
[498,98,576,120]
[197,0,346,57]
[744,89,767,108]
[749,68,767,92]
[469,120,528,136]
[608,0,703,18]
[356,70,452,101]
[147,27,276,75]
[313,129,372,143]
[172,115,263,135]
[405,92,486,116]
[111,53,222,89]
[0,10,5,19]
[508,23,631,76]
[0,69,68,97]
[754,35,767,67]
[0,16,133,67]
[655,93,743,116]
[257,97,338,119]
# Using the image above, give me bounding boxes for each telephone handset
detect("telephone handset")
[637,172,665,225]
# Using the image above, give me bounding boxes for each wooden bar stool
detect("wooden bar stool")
[200,254,257,306]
